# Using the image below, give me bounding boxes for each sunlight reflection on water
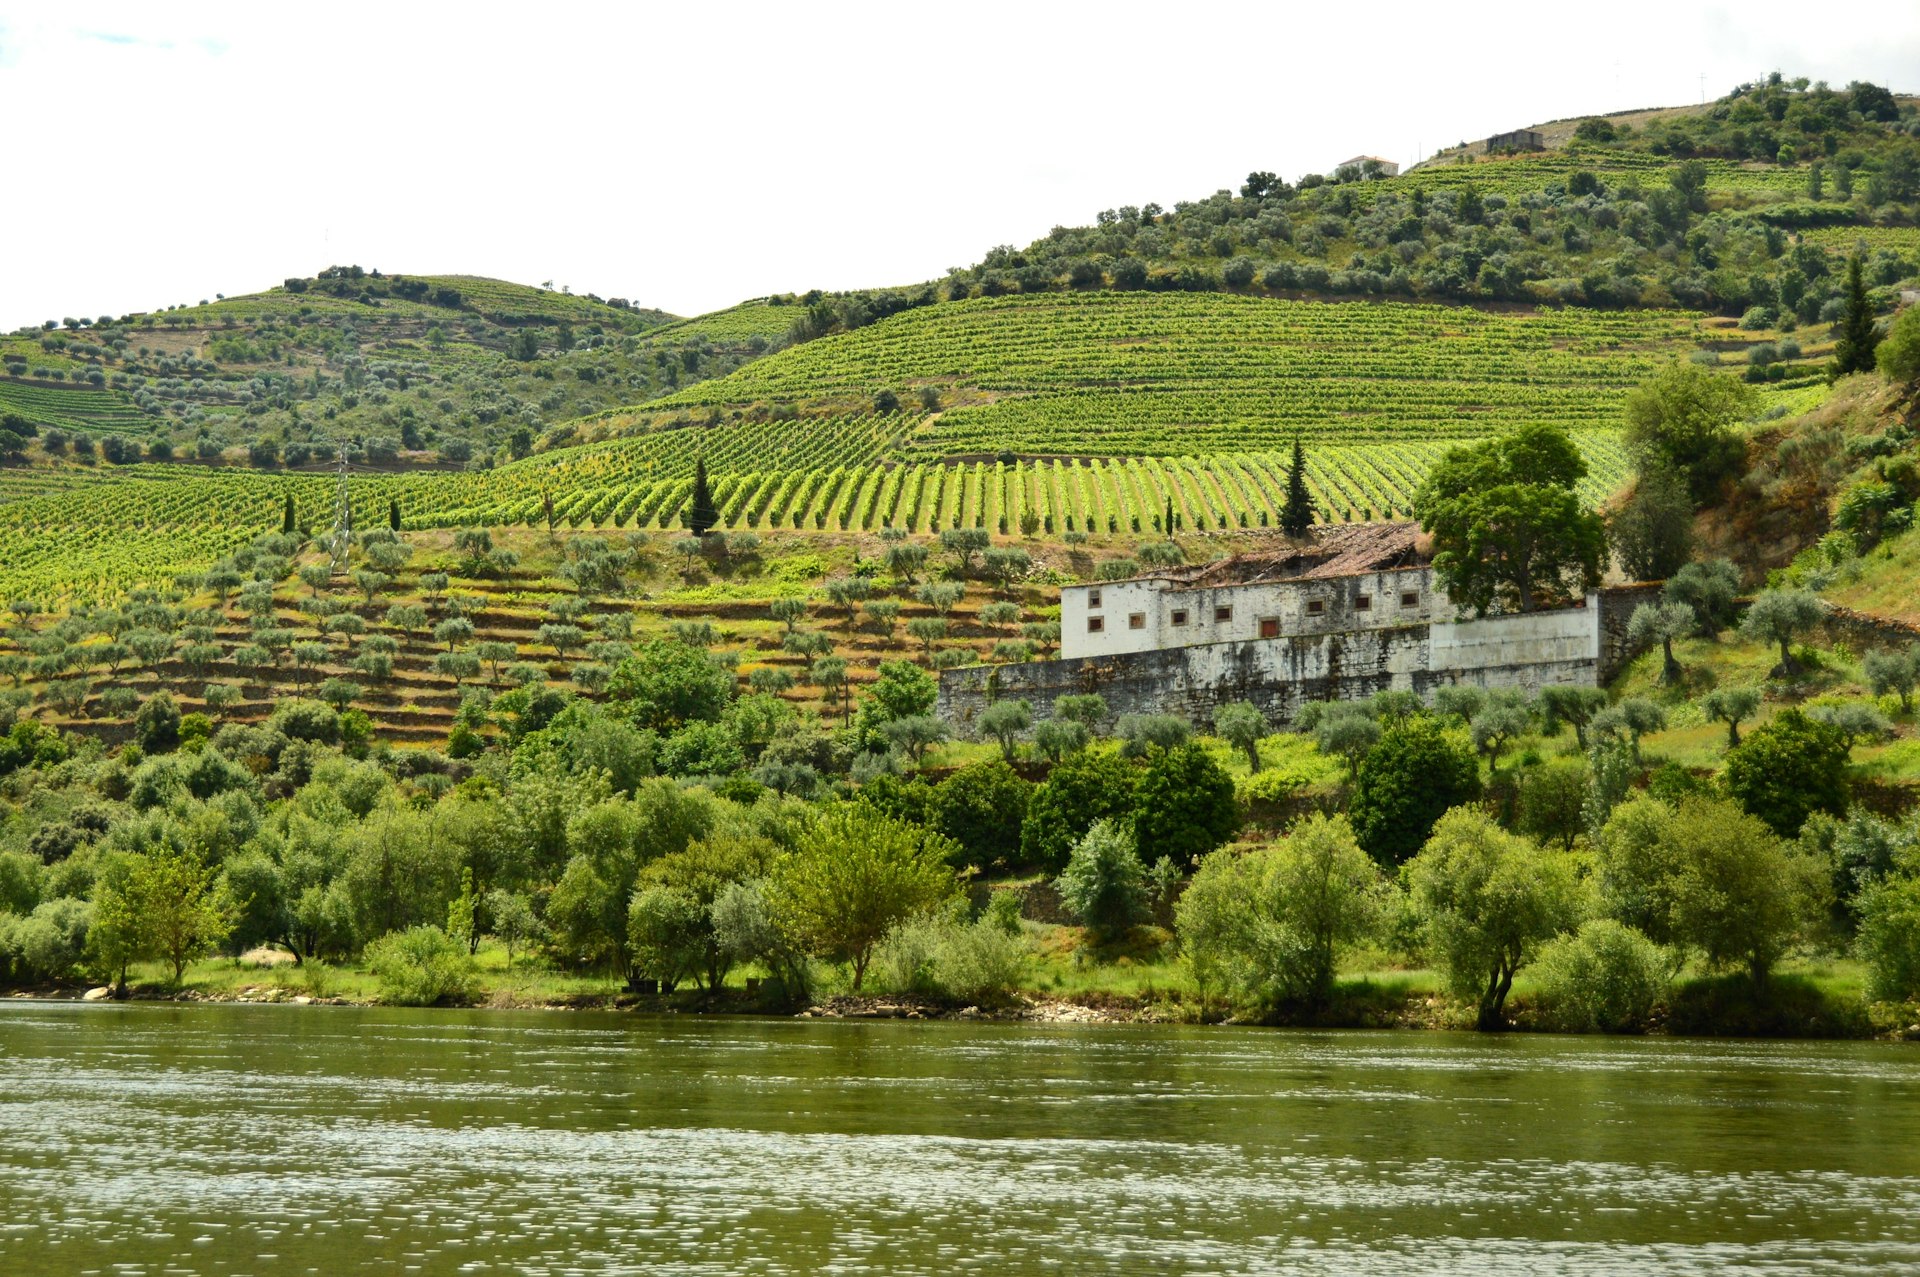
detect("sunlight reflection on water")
[0,1005,1916,1274]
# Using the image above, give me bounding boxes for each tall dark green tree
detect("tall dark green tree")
[1415,423,1606,614]
[388,498,402,533]
[1279,436,1314,537]
[281,493,296,534]
[688,457,719,536]
[1831,254,1880,377]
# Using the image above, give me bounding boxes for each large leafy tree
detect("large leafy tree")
[1722,708,1851,838]
[1019,748,1141,871]
[606,639,736,731]
[1407,806,1582,1030]
[1621,361,1755,502]
[1350,717,1481,865]
[1415,423,1606,614]
[1132,743,1238,865]
[767,804,956,990]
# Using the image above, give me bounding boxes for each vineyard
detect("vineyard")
[640,292,1701,454]
[646,300,804,344]
[0,428,1632,605]
[0,382,151,434]
[1392,145,1813,200]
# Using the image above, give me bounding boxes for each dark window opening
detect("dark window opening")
[1306,599,1325,616]
[1170,609,1188,626]
[1087,616,1104,633]
[1401,591,1419,607]
[1214,605,1232,623]
[1259,617,1281,639]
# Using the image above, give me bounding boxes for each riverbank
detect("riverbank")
[15,955,1918,1040]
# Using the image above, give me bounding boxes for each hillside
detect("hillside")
[0,271,779,467]
[941,78,1917,322]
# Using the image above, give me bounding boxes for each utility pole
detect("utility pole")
[1699,72,1706,104]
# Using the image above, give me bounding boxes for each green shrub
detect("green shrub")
[1530,919,1668,1033]
[364,925,476,1006]
[1055,819,1148,941]
[1857,872,1920,1002]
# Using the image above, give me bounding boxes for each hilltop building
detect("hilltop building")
[1485,128,1546,152]
[936,523,1653,734]
[1336,155,1401,178]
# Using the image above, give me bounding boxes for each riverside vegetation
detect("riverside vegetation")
[2,81,1920,1037]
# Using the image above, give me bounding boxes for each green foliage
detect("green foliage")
[1830,255,1879,377]
[1608,463,1694,581]
[1739,588,1824,676]
[1877,303,1920,384]
[767,804,956,989]
[607,639,735,731]
[1597,795,1827,983]
[1212,701,1268,772]
[1622,361,1755,502]
[1350,718,1481,865]
[1019,748,1141,871]
[1406,806,1583,1030]
[1723,708,1851,838]
[928,760,1033,872]
[1530,919,1668,1033]
[1133,743,1238,865]
[1054,819,1149,942]
[1415,423,1606,613]
[1177,813,1387,1010]
[1665,559,1740,636]
[364,925,477,1006]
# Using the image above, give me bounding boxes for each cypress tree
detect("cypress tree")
[1832,254,1880,377]
[689,456,719,535]
[388,497,402,533]
[1280,436,1315,537]
[281,492,295,534]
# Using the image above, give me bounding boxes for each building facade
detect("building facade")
[936,525,1654,735]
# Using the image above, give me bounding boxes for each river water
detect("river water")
[0,1004,1916,1274]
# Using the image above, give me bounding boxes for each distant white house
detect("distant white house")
[1335,155,1400,178]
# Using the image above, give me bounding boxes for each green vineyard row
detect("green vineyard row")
[0,434,1630,604]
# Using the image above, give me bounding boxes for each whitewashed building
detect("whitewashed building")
[938,523,1653,732]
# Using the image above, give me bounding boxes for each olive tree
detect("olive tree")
[1406,806,1582,1030]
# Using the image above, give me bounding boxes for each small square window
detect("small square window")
[1214,605,1232,623]
[1087,616,1104,633]
[1401,591,1419,608]
[1170,609,1189,626]
[1088,589,1103,609]
[1259,617,1281,639]
[1306,599,1325,616]
[1355,595,1371,611]
[1128,612,1146,630]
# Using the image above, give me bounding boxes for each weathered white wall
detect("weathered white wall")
[940,596,1607,734]
[1430,606,1598,673]
[1061,567,1440,661]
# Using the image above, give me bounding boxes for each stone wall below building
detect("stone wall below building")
[937,599,1611,736]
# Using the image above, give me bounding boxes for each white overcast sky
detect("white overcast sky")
[1,2,1915,330]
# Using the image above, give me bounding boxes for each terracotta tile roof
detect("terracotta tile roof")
[1132,522,1430,587]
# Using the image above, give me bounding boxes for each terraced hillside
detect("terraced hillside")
[640,292,1705,452]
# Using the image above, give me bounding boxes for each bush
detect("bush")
[1020,749,1140,871]
[3,897,91,981]
[1529,919,1668,1033]
[871,907,1030,1005]
[1055,819,1148,941]
[1351,718,1481,864]
[364,925,477,1006]
[1857,871,1920,1001]
[1177,813,1386,1011]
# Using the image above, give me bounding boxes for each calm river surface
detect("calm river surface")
[0,1004,1917,1274]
